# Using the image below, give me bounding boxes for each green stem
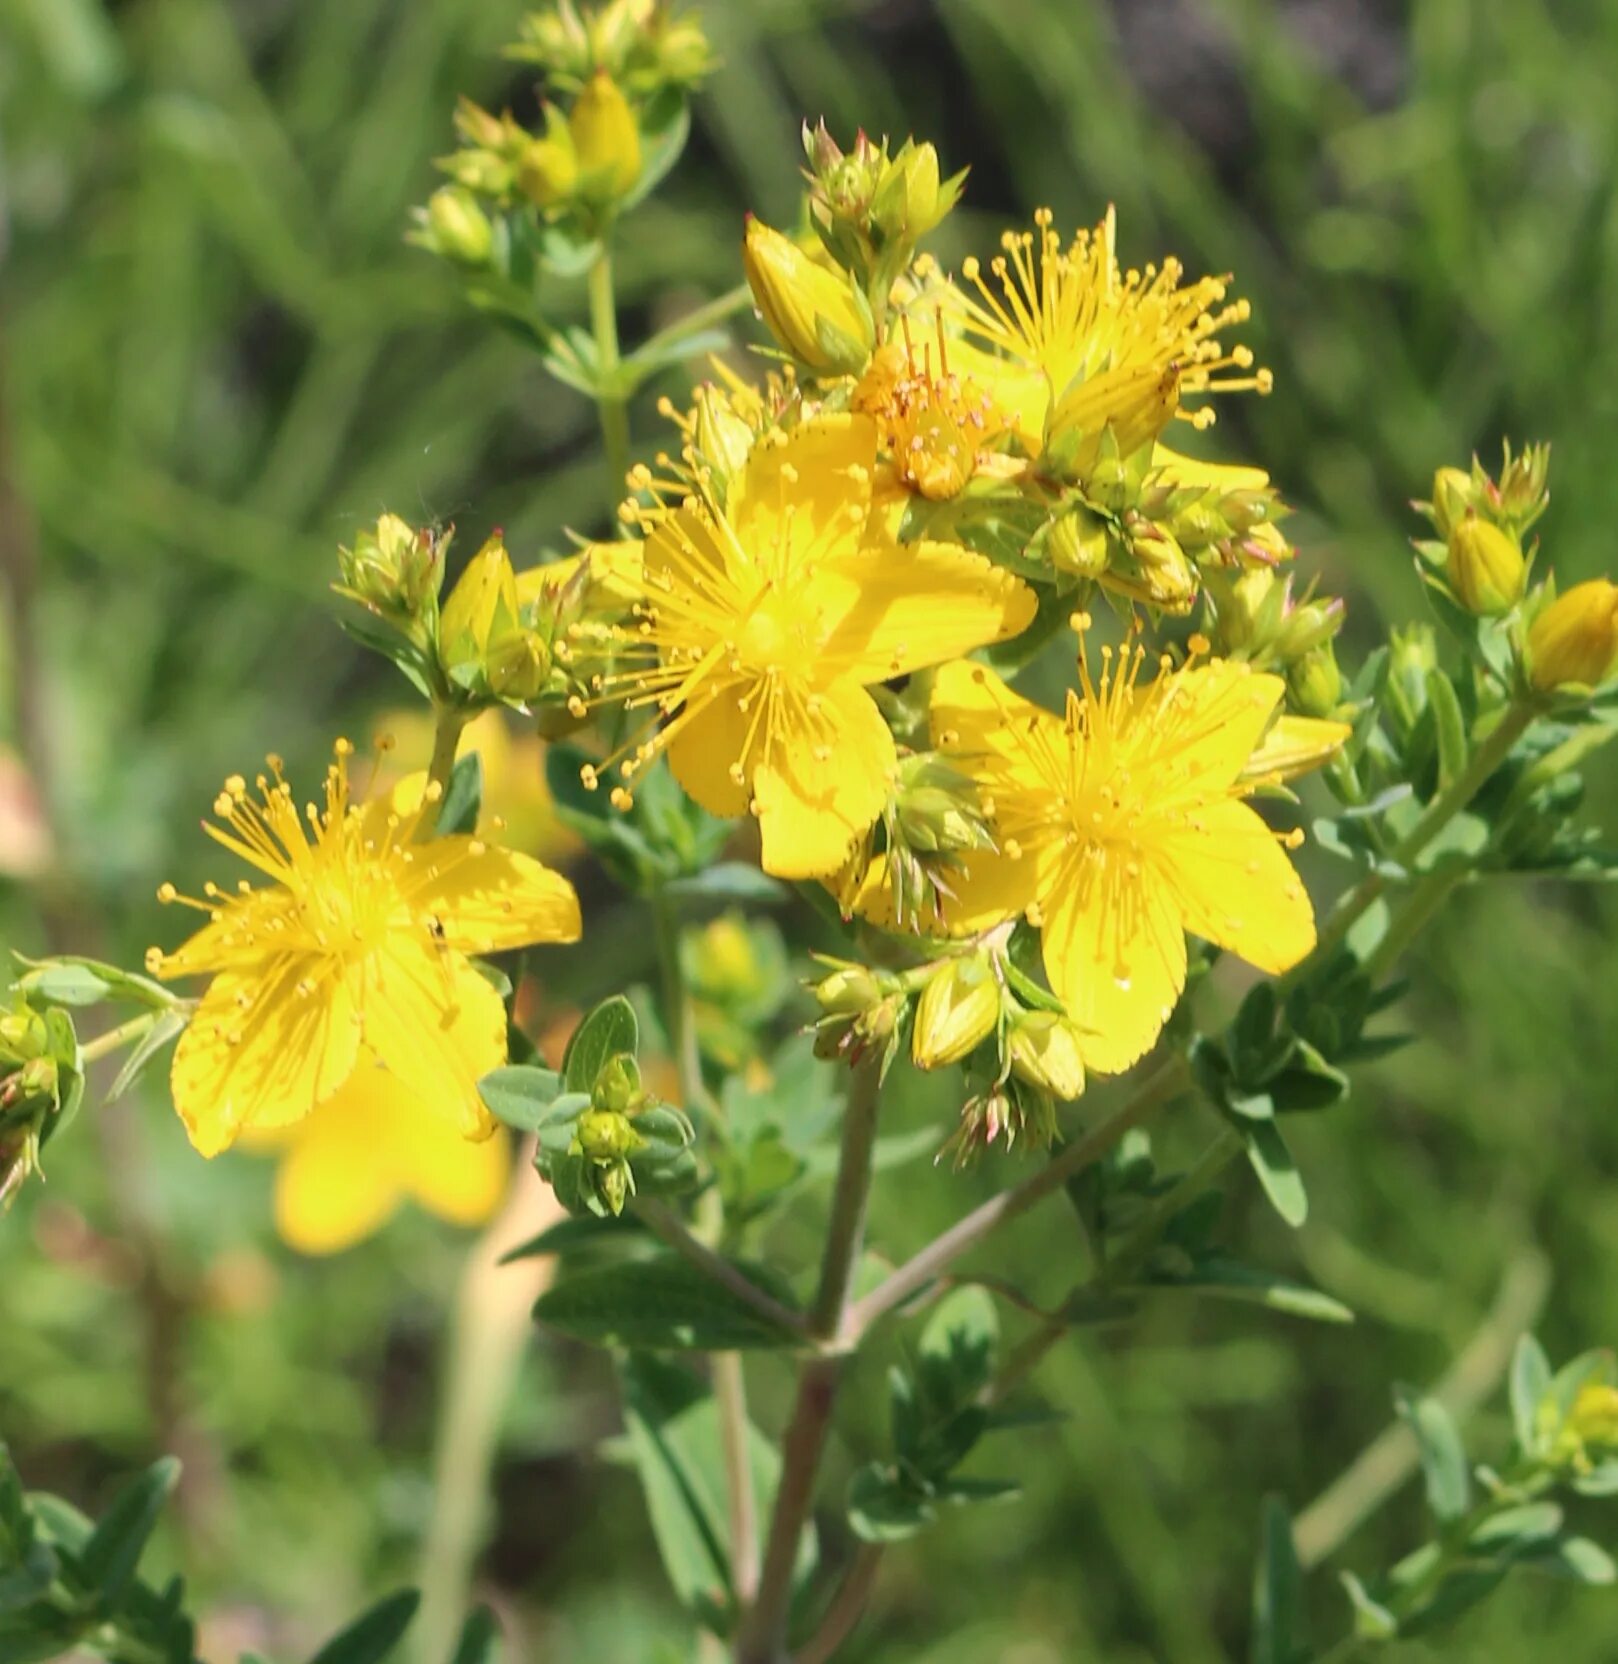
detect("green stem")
[811,1057,884,1341]
[637,1199,809,1338]
[651,888,709,1115]
[715,1352,760,1604]
[1307,699,1538,972]
[588,244,631,526]
[630,282,752,364]
[418,705,467,840]
[734,1059,885,1664]
[79,1011,157,1065]
[847,1054,1190,1340]
[1360,868,1464,985]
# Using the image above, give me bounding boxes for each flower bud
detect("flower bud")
[1287,646,1343,719]
[1447,513,1527,616]
[691,383,756,486]
[1045,504,1111,580]
[812,962,887,1017]
[569,71,641,201]
[517,110,579,208]
[423,187,494,264]
[440,534,527,696]
[742,218,874,376]
[1528,579,1618,693]
[576,1106,642,1161]
[338,514,447,621]
[1430,466,1474,541]
[870,140,960,244]
[912,956,1000,1070]
[484,623,551,702]
[1008,1011,1086,1100]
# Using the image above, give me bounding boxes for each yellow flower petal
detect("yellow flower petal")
[819,542,1038,682]
[1240,713,1352,787]
[667,691,753,818]
[931,658,1064,796]
[727,415,875,573]
[171,962,361,1156]
[406,840,581,955]
[1160,798,1316,975]
[1134,660,1285,795]
[154,887,298,980]
[1150,443,1271,493]
[359,943,508,1136]
[396,1104,510,1227]
[1040,853,1188,1076]
[272,1074,404,1255]
[754,682,896,878]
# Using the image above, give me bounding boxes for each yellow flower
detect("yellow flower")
[919,647,1320,1074]
[242,1063,509,1256]
[1527,578,1618,692]
[947,208,1270,461]
[603,415,1036,878]
[148,742,581,1156]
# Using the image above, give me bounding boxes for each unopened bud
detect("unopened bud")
[1046,504,1111,580]
[912,956,1000,1070]
[742,218,874,376]
[440,534,520,687]
[576,1107,642,1162]
[1528,579,1618,694]
[517,111,579,208]
[813,963,886,1017]
[691,384,756,485]
[570,72,641,201]
[1447,513,1527,616]
[424,187,493,264]
[1008,1011,1086,1100]
[338,514,446,620]
[590,1055,642,1116]
[1288,646,1343,719]
[870,140,959,244]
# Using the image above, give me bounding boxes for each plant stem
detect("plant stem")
[631,281,752,363]
[848,1054,1190,1339]
[1308,699,1537,971]
[588,243,631,526]
[418,704,467,840]
[716,1352,760,1604]
[1359,868,1464,985]
[796,1544,883,1664]
[811,1057,884,1341]
[415,1159,563,1664]
[1291,1247,1550,1570]
[78,1011,157,1065]
[651,887,709,1114]
[734,1059,885,1664]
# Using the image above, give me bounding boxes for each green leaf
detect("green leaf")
[1251,1497,1303,1664]
[918,1287,999,1405]
[1394,1389,1470,1522]
[1468,1502,1563,1555]
[533,1254,801,1350]
[1425,666,1468,790]
[305,1589,421,1664]
[335,612,437,700]
[1339,1570,1398,1639]
[79,1456,179,1604]
[1242,1120,1308,1227]
[437,751,483,836]
[13,954,174,1011]
[498,1212,646,1265]
[563,997,640,1095]
[1573,1461,1618,1498]
[479,1065,564,1132]
[1146,1255,1353,1324]
[662,864,786,906]
[618,1354,813,1626]
[105,1009,186,1104]
[448,1606,501,1664]
[1509,1334,1553,1457]
[846,1464,936,1544]
[1527,1536,1618,1585]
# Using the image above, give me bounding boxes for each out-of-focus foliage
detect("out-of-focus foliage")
[3,0,1618,1659]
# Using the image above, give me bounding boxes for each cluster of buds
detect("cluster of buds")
[413,2,714,270]
[335,513,447,636]
[801,123,965,306]
[1036,438,1299,619]
[539,1046,695,1217]
[0,994,77,1206]
[844,752,998,933]
[1414,444,1550,619]
[1204,566,1348,717]
[506,0,714,99]
[742,219,875,378]
[809,958,911,1077]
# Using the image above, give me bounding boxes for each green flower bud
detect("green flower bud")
[423,187,494,265]
[575,1107,642,1163]
[1429,466,1475,541]
[1007,1011,1086,1100]
[1288,645,1343,719]
[912,956,1000,1070]
[1447,513,1527,616]
[1046,503,1111,580]
[590,1054,642,1116]
[338,513,447,621]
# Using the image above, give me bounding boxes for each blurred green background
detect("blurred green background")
[4,0,1618,1658]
